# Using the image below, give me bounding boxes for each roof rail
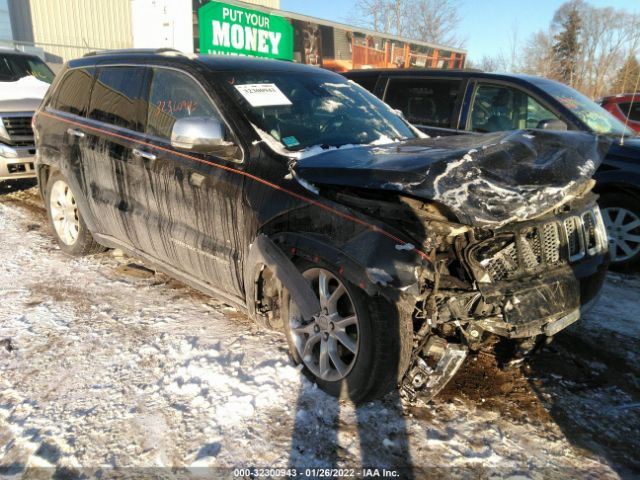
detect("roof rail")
[83,48,184,58]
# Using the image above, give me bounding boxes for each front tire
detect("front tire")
[283,260,412,403]
[45,171,105,256]
[600,193,640,271]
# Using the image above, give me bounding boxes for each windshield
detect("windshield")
[0,54,54,84]
[223,71,416,152]
[531,77,635,137]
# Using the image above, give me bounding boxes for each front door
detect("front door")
[141,67,247,297]
[464,82,565,133]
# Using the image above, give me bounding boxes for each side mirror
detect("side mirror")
[537,119,568,131]
[171,116,227,153]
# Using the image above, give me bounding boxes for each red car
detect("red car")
[599,93,640,133]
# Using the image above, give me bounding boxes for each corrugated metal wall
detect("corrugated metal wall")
[9,0,133,62]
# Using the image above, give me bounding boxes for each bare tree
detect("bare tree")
[349,0,390,33]
[466,54,508,73]
[349,0,464,47]
[517,1,640,99]
[403,0,464,47]
[613,55,640,94]
[520,30,559,79]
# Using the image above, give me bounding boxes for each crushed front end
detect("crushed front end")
[293,129,611,402]
[401,191,609,401]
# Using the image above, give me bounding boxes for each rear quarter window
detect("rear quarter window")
[52,68,94,117]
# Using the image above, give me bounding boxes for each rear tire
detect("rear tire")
[599,193,640,271]
[45,171,105,256]
[282,260,412,403]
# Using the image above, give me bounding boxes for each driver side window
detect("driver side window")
[147,69,220,139]
[468,83,561,132]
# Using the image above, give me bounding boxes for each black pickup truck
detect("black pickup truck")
[345,69,640,270]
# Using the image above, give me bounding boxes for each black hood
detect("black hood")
[606,135,640,163]
[294,130,609,227]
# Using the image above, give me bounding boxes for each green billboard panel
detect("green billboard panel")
[199,2,294,61]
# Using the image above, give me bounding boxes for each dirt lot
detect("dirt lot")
[1,182,639,479]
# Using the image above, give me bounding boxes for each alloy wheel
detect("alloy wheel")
[602,206,640,262]
[289,268,360,382]
[49,179,80,246]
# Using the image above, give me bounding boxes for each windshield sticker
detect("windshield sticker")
[557,96,579,110]
[282,136,300,147]
[234,83,292,107]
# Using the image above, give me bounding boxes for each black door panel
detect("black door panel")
[141,68,246,296]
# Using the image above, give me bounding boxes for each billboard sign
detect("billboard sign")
[198,2,294,60]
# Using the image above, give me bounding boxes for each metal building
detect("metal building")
[3,0,279,65]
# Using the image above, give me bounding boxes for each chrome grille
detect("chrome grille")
[582,210,598,254]
[482,241,518,282]
[472,205,607,283]
[1,115,34,146]
[541,222,561,264]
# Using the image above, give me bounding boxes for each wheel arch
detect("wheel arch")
[39,161,99,234]
[244,229,424,328]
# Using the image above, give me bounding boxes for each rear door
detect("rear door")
[142,67,246,297]
[39,67,94,201]
[381,76,466,136]
[83,65,153,247]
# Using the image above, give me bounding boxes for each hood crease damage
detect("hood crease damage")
[293,130,610,227]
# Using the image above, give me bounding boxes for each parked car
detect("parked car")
[34,50,609,402]
[0,48,54,183]
[345,69,640,270]
[598,93,640,134]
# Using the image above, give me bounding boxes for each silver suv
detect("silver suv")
[0,49,54,182]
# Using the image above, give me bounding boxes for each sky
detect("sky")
[0,0,11,41]
[279,0,640,62]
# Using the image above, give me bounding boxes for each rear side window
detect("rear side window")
[619,102,640,122]
[88,67,149,132]
[53,68,94,116]
[385,78,462,128]
[146,68,219,139]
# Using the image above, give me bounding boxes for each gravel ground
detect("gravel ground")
[1,184,639,479]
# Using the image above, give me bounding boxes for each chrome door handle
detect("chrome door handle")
[132,148,157,161]
[67,128,85,138]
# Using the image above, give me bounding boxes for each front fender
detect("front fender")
[267,229,426,299]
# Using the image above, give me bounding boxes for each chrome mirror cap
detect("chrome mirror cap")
[170,116,226,152]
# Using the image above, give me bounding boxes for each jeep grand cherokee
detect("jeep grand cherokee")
[33,50,609,402]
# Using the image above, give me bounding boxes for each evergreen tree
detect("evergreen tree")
[552,2,582,86]
[613,55,640,94]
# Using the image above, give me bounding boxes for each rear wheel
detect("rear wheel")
[283,260,412,403]
[45,171,105,256]
[600,193,640,271]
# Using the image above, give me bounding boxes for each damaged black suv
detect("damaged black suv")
[34,50,609,403]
